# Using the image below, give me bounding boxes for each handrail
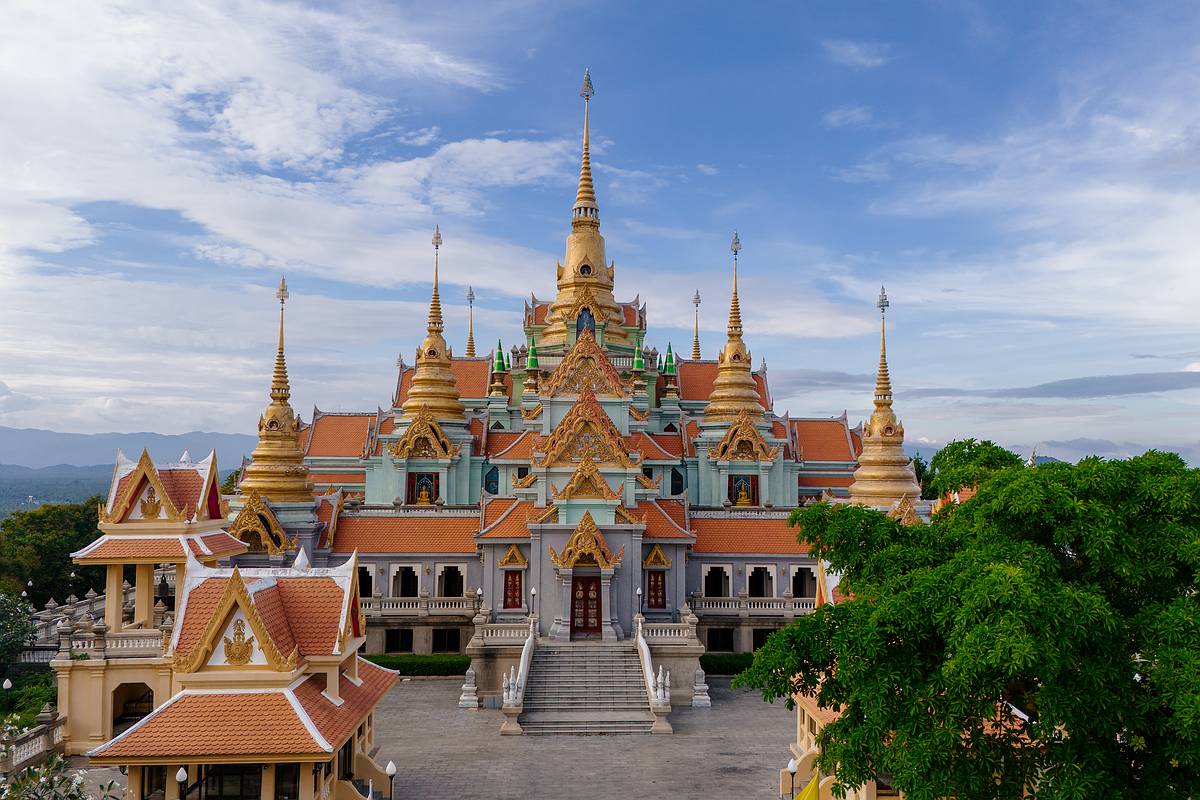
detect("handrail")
[502,615,538,708]
[633,614,669,707]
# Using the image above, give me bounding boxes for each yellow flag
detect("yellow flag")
[793,773,819,800]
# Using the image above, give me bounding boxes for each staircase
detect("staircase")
[518,641,655,734]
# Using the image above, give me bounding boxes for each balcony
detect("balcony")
[359,593,477,618]
[691,592,816,617]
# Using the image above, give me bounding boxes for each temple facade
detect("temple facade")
[210,71,925,722]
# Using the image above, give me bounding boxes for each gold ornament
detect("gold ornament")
[549,511,623,569]
[223,619,255,666]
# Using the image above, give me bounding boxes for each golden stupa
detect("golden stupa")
[401,226,466,421]
[239,277,315,502]
[848,286,922,506]
[541,70,631,348]
[703,233,765,423]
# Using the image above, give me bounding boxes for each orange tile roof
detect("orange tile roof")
[630,432,682,459]
[297,424,312,451]
[676,361,770,408]
[620,302,639,326]
[306,414,372,458]
[172,578,226,661]
[90,691,324,760]
[198,532,251,558]
[849,429,862,457]
[479,500,534,539]
[691,517,809,554]
[250,584,298,658]
[797,474,854,488]
[531,301,549,324]
[791,419,855,462]
[274,578,345,654]
[396,359,492,405]
[310,472,366,484]
[486,430,534,459]
[157,469,205,514]
[293,660,396,748]
[482,497,518,528]
[685,420,699,457]
[330,515,477,553]
[640,500,691,539]
[74,536,186,562]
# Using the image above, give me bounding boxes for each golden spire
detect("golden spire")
[704,233,764,423]
[849,285,921,508]
[542,69,629,347]
[239,277,313,503]
[401,227,465,421]
[465,285,476,358]
[691,290,702,360]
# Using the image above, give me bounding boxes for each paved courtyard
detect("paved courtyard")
[377,677,793,800]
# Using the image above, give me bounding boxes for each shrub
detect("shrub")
[363,653,471,676]
[700,652,755,676]
[0,670,55,728]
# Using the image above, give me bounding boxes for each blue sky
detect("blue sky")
[2,1,1200,463]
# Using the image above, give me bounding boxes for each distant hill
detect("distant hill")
[0,426,256,469]
[0,463,112,520]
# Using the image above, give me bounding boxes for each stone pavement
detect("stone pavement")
[376,676,793,800]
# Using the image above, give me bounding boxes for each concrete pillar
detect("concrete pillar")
[105,564,123,632]
[260,764,276,800]
[127,766,143,800]
[599,572,616,640]
[413,626,432,655]
[735,623,754,653]
[135,563,155,628]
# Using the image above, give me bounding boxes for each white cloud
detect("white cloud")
[821,39,891,69]
[822,104,874,129]
[696,163,719,176]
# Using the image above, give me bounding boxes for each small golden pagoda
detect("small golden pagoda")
[704,233,765,423]
[541,70,631,347]
[402,226,466,421]
[239,277,314,502]
[849,286,922,506]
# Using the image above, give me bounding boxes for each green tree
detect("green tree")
[0,497,103,607]
[220,467,240,495]
[909,451,932,499]
[926,437,1023,498]
[0,591,34,666]
[0,754,120,800]
[736,451,1200,799]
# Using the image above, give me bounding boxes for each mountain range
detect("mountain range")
[0,425,257,469]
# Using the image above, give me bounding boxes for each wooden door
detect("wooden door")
[570,576,601,639]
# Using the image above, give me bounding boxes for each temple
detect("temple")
[52,70,928,752]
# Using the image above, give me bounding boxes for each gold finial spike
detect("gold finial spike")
[465,285,476,358]
[691,289,702,360]
[271,276,290,401]
[727,232,743,336]
[875,285,892,407]
[573,69,598,224]
[428,226,444,333]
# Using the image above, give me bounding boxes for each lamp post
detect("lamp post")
[176,766,188,799]
[385,760,397,799]
[636,586,642,611]
[474,586,483,614]
[786,758,798,799]
[2,678,11,690]
[530,586,537,616]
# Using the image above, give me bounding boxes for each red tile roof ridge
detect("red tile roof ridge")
[480,497,527,535]
[632,432,680,460]
[490,429,534,458]
[645,499,692,537]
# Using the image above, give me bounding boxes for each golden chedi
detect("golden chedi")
[703,232,765,423]
[240,277,315,502]
[849,286,922,506]
[402,226,466,421]
[541,69,631,348]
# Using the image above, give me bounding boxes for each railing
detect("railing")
[0,714,64,779]
[502,616,538,709]
[692,595,816,616]
[641,622,694,643]
[633,614,673,732]
[103,630,165,656]
[478,622,531,642]
[359,594,477,618]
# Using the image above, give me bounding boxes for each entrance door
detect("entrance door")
[570,576,601,639]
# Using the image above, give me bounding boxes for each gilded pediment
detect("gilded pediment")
[229,492,295,555]
[498,543,528,567]
[540,328,629,398]
[551,455,620,500]
[549,511,624,569]
[710,411,780,462]
[100,450,190,524]
[534,388,639,468]
[388,409,462,460]
[643,543,672,568]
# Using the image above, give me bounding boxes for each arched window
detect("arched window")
[576,307,596,336]
[484,467,499,495]
[670,467,685,495]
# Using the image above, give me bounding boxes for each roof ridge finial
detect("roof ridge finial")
[572,69,599,226]
[428,225,444,333]
[465,285,476,357]
[272,276,290,402]
[692,289,702,360]
[874,285,892,407]
[727,232,743,337]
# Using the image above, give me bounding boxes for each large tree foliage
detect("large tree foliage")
[926,437,1024,498]
[0,591,34,666]
[0,497,103,607]
[736,451,1200,799]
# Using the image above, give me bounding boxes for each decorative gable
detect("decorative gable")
[549,511,624,569]
[540,328,629,398]
[229,492,295,555]
[710,411,781,462]
[535,389,639,468]
[498,543,528,567]
[101,450,187,524]
[551,455,621,500]
[887,494,922,526]
[388,409,462,460]
[643,543,672,568]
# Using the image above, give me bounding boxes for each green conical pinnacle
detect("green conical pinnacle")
[665,343,676,376]
[494,340,506,372]
[527,337,539,370]
[632,336,644,371]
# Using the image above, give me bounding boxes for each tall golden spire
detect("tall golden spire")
[240,277,314,503]
[465,285,476,358]
[401,227,465,421]
[691,290,702,360]
[704,233,764,423]
[849,286,921,507]
[542,69,629,348]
